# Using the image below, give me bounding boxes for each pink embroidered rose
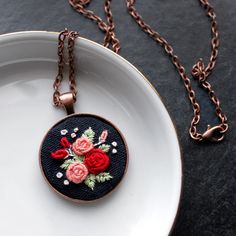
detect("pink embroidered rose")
[66,162,88,184]
[72,137,93,155]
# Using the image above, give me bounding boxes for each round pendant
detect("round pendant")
[39,113,128,203]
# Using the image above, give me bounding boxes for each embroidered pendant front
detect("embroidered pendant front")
[39,114,128,203]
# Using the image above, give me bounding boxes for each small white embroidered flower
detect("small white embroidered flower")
[112,141,117,147]
[56,172,63,178]
[74,127,79,132]
[64,180,70,185]
[61,129,68,135]
[71,133,76,138]
[112,149,117,154]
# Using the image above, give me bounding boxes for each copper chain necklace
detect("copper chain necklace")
[68,0,228,142]
[40,29,129,202]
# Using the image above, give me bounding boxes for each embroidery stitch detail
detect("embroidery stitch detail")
[112,141,117,147]
[112,149,117,154]
[50,127,113,190]
[74,127,79,132]
[56,172,63,178]
[51,149,68,159]
[60,129,68,135]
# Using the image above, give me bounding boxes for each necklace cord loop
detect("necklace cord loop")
[125,0,228,142]
[66,0,228,142]
[53,29,79,108]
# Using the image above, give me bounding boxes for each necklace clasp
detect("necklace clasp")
[202,125,225,142]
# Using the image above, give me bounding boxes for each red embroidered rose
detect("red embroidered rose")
[51,149,68,159]
[84,148,110,175]
[66,162,88,184]
[72,137,93,155]
[60,137,71,148]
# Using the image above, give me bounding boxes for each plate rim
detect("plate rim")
[0,30,183,235]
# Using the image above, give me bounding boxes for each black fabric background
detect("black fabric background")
[0,0,235,235]
[40,114,127,201]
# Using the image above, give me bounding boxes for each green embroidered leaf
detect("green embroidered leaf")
[73,155,84,162]
[98,144,111,152]
[82,127,95,142]
[60,159,75,170]
[96,172,113,183]
[84,174,96,190]
[89,174,96,181]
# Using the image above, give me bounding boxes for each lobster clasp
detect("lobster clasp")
[202,125,225,142]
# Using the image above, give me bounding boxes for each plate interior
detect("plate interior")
[0,32,181,236]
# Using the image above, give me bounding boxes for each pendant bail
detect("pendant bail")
[59,92,75,115]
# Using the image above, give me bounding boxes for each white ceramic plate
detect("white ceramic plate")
[0,31,182,236]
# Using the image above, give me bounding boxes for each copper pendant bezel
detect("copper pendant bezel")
[39,113,129,204]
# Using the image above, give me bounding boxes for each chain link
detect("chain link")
[69,0,120,53]
[53,29,79,106]
[60,0,228,141]
[126,0,228,141]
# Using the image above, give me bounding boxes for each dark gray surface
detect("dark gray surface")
[0,0,235,235]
